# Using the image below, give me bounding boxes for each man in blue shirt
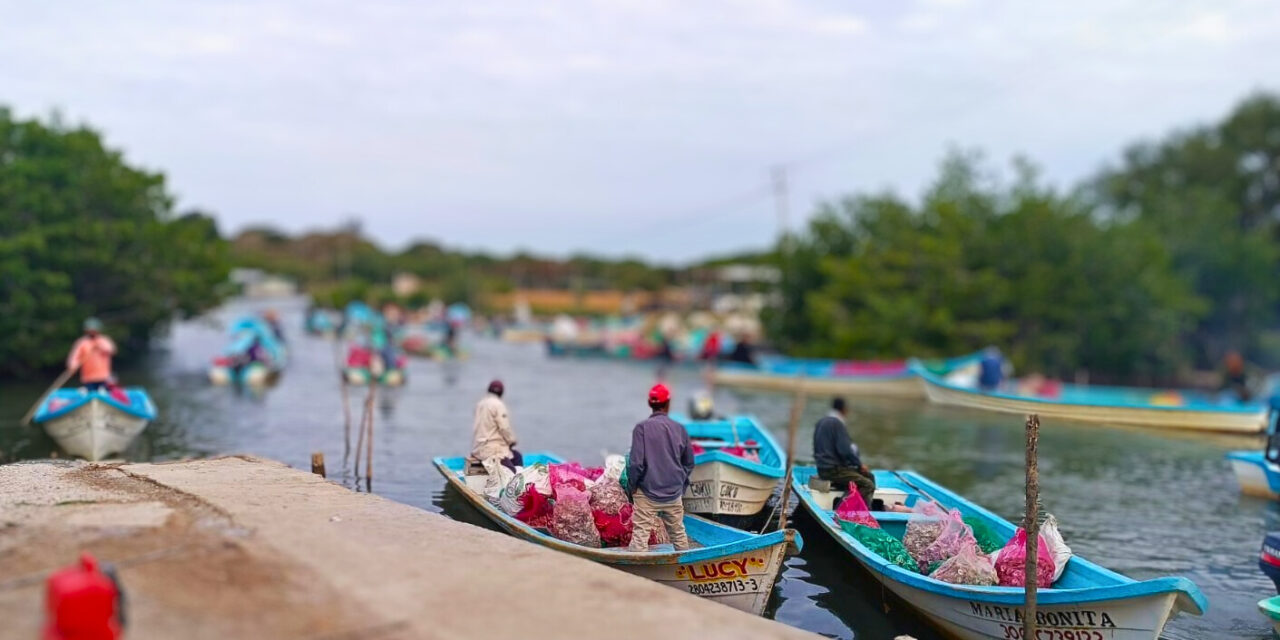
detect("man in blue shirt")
[813,397,876,507]
[626,383,694,551]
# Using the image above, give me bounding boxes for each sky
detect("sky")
[3,0,1278,263]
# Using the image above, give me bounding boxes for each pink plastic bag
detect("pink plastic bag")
[834,482,879,529]
[902,501,948,559]
[915,510,976,573]
[549,464,589,494]
[994,528,1056,587]
[549,484,601,548]
[930,539,998,586]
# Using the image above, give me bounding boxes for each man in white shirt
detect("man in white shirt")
[470,380,521,470]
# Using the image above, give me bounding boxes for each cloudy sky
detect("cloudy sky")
[3,1,1277,262]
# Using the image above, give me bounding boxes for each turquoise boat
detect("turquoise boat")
[1260,596,1280,636]
[713,353,981,399]
[915,364,1266,434]
[208,316,288,387]
[1228,398,1280,498]
[674,414,785,516]
[33,388,157,460]
[791,467,1206,639]
[434,452,800,615]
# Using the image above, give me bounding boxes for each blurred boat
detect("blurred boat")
[304,308,337,337]
[209,316,288,387]
[500,325,545,343]
[675,415,784,517]
[33,388,156,460]
[433,452,800,615]
[915,365,1267,433]
[1260,596,1280,637]
[344,362,407,387]
[791,467,1206,640]
[1227,398,1280,497]
[712,353,979,398]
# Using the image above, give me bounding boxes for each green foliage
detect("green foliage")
[0,108,229,376]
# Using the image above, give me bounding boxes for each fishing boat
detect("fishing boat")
[790,467,1206,640]
[209,316,288,387]
[713,353,980,398]
[304,308,337,337]
[675,414,785,517]
[1257,531,1280,635]
[33,388,157,461]
[433,453,800,615]
[1227,398,1280,498]
[344,362,407,387]
[915,365,1267,434]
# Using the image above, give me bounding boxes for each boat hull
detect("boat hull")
[209,362,278,387]
[40,398,150,461]
[920,375,1265,434]
[1227,452,1280,499]
[684,460,778,516]
[712,368,923,398]
[433,455,796,616]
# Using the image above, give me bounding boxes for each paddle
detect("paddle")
[891,470,943,506]
[21,365,79,426]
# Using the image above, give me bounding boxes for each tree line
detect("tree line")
[767,93,1280,384]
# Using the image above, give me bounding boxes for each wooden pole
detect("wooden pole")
[1023,414,1041,640]
[776,381,806,532]
[364,384,377,491]
[311,452,326,478]
[353,388,369,477]
[21,366,79,426]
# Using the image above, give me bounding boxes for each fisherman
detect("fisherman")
[471,379,521,471]
[1221,350,1255,403]
[626,383,694,552]
[67,318,117,393]
[813,397,876,508]
[978,346,1004,392]
[262,309,285,343]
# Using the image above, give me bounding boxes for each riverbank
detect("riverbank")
[0,455,813,639]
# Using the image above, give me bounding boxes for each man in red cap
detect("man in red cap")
[470,379,521,471]
[626,383,694,551]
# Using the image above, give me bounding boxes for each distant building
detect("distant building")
[392,272,423,298]
[230,268,298,299]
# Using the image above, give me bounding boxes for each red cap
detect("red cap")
[648,383,671,404]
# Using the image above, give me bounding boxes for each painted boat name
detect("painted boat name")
[676,557,767,582]
[969,603,1116,628]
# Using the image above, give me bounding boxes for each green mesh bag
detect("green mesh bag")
[963,515,1004,555]
[839,520,919,573]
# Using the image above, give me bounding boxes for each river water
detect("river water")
[2,300,1276,639]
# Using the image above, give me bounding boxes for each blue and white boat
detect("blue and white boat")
[915,364,1267,434]
[434,453,800,615]
[714,353,981,399]
[209,316,289,387]
[33,388,157,460]
[1228,397,1280,498]
[791,467,1206,639]
[674,414,785,517]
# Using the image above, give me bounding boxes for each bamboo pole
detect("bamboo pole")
[364,384,377,491]
[22,365,79,426]
[353,388,369,477]
[776,380,806,532]
[1023,414,1041,640]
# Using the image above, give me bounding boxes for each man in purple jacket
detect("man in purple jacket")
[626,383,694,551]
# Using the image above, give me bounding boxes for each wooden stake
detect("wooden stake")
[353,389,369,477]
[311,452,326,478]
[1023,414,1041,640]
[364,384,377,491]
[776,380,806,532]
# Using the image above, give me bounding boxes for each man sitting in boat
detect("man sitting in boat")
[813,397,876,508]
[470,380,521,471]
[67,317,117,393]
[626,383,694,552]
[978,347,1005,391]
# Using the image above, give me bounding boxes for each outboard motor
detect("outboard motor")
[1261,532,1280,594]
[688,391,716,421]
[1265,394,1280,465]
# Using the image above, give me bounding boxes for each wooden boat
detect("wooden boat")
[1227,401,1280,497]
[915,365,1267,434]
[675,414,784,516]
[209,316,288,387]
[790,467,1206,640]
[344,365,407,387]
[433,453,800,615]
[712,353,980,398]
[1259,596,1280,636]
[33,388,157,460]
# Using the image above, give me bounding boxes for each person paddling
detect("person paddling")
[626,383,694,552]
[67,318,117,393]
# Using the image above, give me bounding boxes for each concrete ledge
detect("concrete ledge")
[1,456,815,639]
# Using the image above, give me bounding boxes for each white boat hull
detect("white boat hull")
[712,369,923,398]
[684,460,779,516]
[617,542,788,614]
[41,399,149,461]
[921,377,1265,434]
[884,579,1181,640]
[1230,457,1280,499]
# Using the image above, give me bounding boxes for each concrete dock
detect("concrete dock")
[0,456,815,639]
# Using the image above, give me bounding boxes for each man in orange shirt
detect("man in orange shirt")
[67,318,117,392]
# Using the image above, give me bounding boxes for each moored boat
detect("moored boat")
[916,365,1267,434]
[33,388,157,460]
[713,353,979,398]
[676,414,784,517]
[791,467,1206,640]
[1228,398,1280,498]
[433,453,800,615]
[209,316,288,387]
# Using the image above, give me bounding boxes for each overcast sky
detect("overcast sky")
[3,1,1277,262]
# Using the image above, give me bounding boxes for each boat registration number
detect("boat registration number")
[999,626,1105,640]
[687,578,760,596]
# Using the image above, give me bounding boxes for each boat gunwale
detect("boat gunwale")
[677,414,787,479]
[792,466,1207,615]
[433,453,799,566]
[34,388,157,423]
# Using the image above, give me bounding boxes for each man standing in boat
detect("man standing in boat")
[626,383,694,552]
[471,379,521,471]
[813,398,876,507]
[66,317,116,392]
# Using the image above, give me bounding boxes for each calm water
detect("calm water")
[3,300,1277,639]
